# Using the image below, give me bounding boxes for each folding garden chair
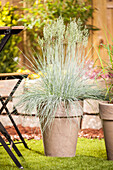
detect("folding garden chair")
[0,27,29,153]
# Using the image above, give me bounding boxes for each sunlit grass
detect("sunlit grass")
[0,138,113,170]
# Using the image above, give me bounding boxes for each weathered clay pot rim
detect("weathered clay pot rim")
[99,101,113,106]
[38,100,83,118]
[50,115,82,118]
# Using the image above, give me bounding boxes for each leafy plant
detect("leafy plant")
[100,45,113,79]
[0,2,21,73]
[18,17,106,131]
[19,0,96,54]
[95,29,113,102]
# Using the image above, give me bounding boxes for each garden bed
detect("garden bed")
[0,125,104,141]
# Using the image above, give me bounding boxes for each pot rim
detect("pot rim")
[99,101,113,106]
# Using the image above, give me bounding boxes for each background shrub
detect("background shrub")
[0,2,21,73]
[20,0,96,55]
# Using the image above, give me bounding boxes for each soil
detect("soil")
[0,125,104,141]
[78,128,104,140]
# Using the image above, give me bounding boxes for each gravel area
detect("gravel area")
[0,125,104,141]
[78,128,104,139]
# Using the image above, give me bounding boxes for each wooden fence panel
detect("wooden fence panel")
[106,0,113,45]
[92,0,113,66]
[92,0,107,65]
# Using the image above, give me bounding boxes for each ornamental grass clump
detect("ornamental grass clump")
[18,17,107,131]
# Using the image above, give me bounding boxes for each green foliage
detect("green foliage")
[18,17,107,131]
[44,0,94,28]
[100,44,113,77]
[19,0,95,53]
[95,29,113,102]
[0,2,21,73]
[0,138,112,170]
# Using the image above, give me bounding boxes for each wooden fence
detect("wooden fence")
[1,0,113,67]
[92,0,113,65]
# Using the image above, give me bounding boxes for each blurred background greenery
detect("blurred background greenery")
[0,0,95,73]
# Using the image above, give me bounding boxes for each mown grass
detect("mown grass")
[0,138,113,170]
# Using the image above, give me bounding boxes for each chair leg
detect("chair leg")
[0,97,29,149]
[0,136,23,169]
[7,113,29,149]
[0,122,23,157]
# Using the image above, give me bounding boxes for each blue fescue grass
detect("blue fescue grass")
[17,17,107,132]
[0,138,113,170]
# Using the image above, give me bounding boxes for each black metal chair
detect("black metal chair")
[0,26,29,168]
[0,73,29,149]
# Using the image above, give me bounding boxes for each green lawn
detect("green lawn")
[0,138,113,170]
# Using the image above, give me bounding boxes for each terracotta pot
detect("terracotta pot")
[99,102,113,160]
[41,101,83,157]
